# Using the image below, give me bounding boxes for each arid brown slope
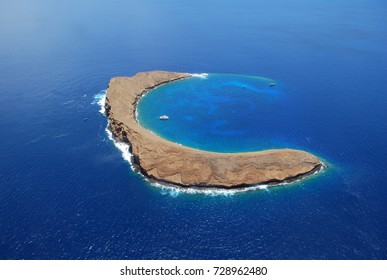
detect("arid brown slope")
[105,71,322,188]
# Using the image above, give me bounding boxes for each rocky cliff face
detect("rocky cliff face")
[105,71,322,188]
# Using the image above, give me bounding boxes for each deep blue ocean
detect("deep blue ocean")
[1,0,386,259]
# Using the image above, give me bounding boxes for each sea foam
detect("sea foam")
[94,89,137,169]
[105,127,135,169]
[92,89,107,114]
[190,73,208,79]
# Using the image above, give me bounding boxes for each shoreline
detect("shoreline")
[104,71,323,188]
[104,122,326,195]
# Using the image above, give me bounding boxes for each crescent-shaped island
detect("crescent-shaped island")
[105,71,323,188]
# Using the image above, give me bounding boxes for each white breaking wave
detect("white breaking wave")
[92,89,107,114]
[190,73,208,79]
[153,181,272,197]
[105,128,136,169]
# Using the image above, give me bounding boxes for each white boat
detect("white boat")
[159,115,169,120]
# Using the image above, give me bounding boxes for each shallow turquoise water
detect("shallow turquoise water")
[137,74,294,152]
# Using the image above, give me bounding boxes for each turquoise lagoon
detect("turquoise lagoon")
[137,74,305,153]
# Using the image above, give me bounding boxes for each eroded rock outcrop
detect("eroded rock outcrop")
[105,71,322,188]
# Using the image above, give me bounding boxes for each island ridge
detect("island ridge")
[105,71,322,188]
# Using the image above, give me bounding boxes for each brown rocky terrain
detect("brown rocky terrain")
[105,71,322,188]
